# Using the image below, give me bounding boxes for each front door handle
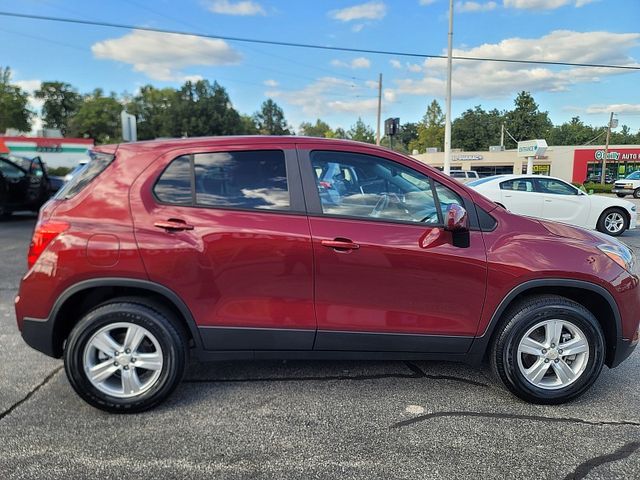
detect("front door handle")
[321,238,360,251]
[154,219,194,232]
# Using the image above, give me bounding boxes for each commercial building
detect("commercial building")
[411,145,640,183]
[0,135,93,169]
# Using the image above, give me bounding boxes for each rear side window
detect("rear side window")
[154,150,290,211]
[154,155,192,204]
[54,151,115,199]
[500,179,535,192]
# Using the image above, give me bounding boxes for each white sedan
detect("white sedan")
[468,174,637,236]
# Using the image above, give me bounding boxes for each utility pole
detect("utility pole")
[376,73,382,146]
[443,0,454,175]
[601,112,614,185]
[500,123,505,149]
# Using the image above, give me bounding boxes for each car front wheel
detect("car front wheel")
[64,299,188,413]
[616,193,626,198]
[596,208,628,236]
[491,295,605,404]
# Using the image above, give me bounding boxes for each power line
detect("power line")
[1,10,639,71]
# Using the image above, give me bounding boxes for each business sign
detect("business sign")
[594,149,639,161]
[452,154,483,161]
[517,139,548,158]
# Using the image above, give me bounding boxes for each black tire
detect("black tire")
[634,188,640,199]
[596,207,628,236]
[616,193,626,198]
[491,295,605,405]
[64,298,188,413]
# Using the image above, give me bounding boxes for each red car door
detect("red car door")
[130,142,316,351]
[299,144,488,353]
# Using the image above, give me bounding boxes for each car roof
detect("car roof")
[98,135,381,153]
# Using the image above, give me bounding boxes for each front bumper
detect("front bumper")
[612,188,635,195]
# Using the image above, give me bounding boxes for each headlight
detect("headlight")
[598,243,637,273]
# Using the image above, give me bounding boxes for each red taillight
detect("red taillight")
[27,221,69,269]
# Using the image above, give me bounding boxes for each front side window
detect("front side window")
[626,171,640,180]
[535,178,577,196]
[311,150,462,225]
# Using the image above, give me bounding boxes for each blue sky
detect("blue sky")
[2,0,640,135]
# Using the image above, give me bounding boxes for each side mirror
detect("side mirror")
[444,203,470,248]
[444,203,469,232]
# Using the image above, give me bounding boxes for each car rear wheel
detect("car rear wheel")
[596,208,628,236]
[616,193,626,198]
[491,295,605,404]
[634,188,640,199]
[64,299,188,413]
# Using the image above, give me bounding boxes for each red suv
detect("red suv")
[15,137,640,412]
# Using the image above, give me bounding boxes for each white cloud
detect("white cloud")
[586,104,640,115]
[207,0,266,16]
[390,59,402,69]
[263,79,279,87]
[503,0,596,10]
[457,1,497,12]
[267,76,395,117]
[419,0,437,5]
[92,30,242,81]
[329,1,387,21]
[14,79,43,133]
[331,57,372,69]
[394,30,640,99]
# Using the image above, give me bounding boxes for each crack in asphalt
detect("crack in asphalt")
[0,366,63,422]
[390,410,640,429]
[182,361,490,387]
[563,441,640,480]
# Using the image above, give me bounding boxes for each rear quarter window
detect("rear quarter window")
[54,151,115,199]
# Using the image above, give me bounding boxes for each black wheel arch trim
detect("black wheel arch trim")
[468,278,624,367]
[22,277,203,358]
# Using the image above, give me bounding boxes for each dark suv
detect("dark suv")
[16,137,640,412]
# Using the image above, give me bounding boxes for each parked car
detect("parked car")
[612,171,640,199]
[0,153,52,218]
[468,174,637,236]
[16,138,640,412]
[449,170,480,183]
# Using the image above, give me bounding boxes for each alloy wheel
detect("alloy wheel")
[83,322,164,398]
[604,211,625,234]
[516,319,590,390]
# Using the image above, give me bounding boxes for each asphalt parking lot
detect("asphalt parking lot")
[1,203,639,480]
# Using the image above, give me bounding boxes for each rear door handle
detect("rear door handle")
[154,219,194,232]
[321,239,360,251]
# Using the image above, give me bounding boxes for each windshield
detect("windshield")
[626,171,640,180]
[0,154,33,172]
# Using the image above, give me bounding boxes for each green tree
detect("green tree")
[34,81,81,135]
[451,106,503,151]
[67,89,122,143]
[126,85,178,140]
[253,98,291,135]
[347,118,375,143]
[409,100,445,153]
[547,116,600,146]
[299,118,332,137]
[0,67,31,132]
[610,124,639,145]
[504,91,553,148]
[325,127,347,139]
[397,122,419,152]
[171,80,243,137]
[239,114,258,134]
